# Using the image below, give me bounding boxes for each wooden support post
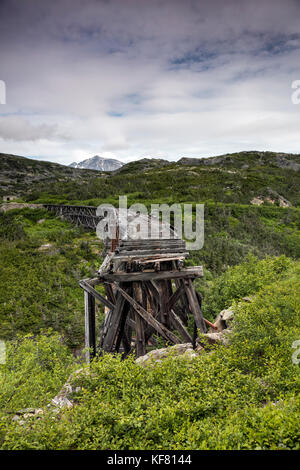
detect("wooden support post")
[104,282,116,305]
[133,282,146,357]
[100,266,203,283]
[169,309,193,343]
[79,280,114,310]
[101,285,127,352]
[115,298,131,354]
[166,283,185,311]
[159,280,170,328]
[184,279,207,333]
[172,261,189,324]
[115,285,181,345]
[84,291,96,362]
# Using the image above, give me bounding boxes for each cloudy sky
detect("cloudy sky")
[1,0,300,165]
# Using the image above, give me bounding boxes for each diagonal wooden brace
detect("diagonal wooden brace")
[115,285,181,345]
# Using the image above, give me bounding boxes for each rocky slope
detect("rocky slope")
[0,153,101,198]
[178,150,300,171]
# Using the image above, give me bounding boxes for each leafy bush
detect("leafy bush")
[0,209,101,348]
[0,213,26,241]
[1,259,299,450]
[202,254,292,319]
[0,331,74,414]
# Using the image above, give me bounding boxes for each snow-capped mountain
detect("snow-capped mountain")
[69,155,123,172]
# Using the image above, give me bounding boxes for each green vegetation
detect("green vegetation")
[188,203,300,274]
[0,257,299,449]
[0,331,74,413]
[0,209,102,348]
[18,151,300,207]
[0,153,99,199]
[0,151,299,449]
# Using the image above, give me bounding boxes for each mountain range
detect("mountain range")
[69,155,123,172]
[1,151,299,208]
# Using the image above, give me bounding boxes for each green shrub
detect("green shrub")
[1,259,299,450]
[0,331,74,413]
[202,253,292,319]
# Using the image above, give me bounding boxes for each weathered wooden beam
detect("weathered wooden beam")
[101,288,127,352]
[145,280,160,300]
[126,317,136,329]
[103,282,116,305]
[100,266,203,283]
[115,285,181,345]
[115,298,131,354]
[159,280,170,328]
[112,252,189,262]
[169,309,193,343]
[119,239,184,247]
[184,279,207,333]
[79,280,115,310]
[115,248,187,256]
[133,282,146,357]
[166,284,185,311]
[84,291,96,362]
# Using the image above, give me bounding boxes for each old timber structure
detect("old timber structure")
[44,203,207,361]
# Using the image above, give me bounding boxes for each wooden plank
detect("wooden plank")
[100,266,203,283]
[133,282,146,357]
[81,277,101,287]
[119,239,184,247]
[101,287,127,352]
[184,279,207,333]
[115,285,181,345]
[123,308,133,355]
[169,309,193,343]
[84,291,96,362]
[112,252,189,261]
[173,303,188,325]
[79,280,115,310]
[159,280,170,328]
[126,317,136,329]
[144,280,160,304]
[172,261,190,324]
[115,298,131,354]
[100,309,113,349]
[104,282,116,305]
[166,284,185,311]
[143,286,161,343]
[117,242,186,251]
[115,248,187,256]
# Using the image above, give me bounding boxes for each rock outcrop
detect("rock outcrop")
[135,343,201,366]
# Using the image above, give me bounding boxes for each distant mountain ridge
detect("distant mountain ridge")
[69,155,123,172]
[0,152,100,198]
[1,150,300,207]
[178,151,300,172]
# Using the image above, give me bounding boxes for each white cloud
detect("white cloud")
[1,0,300,164]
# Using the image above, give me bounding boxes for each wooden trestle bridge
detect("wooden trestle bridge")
[44,203,208,361]
[44,204,100,230]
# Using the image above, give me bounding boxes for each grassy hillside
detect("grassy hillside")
[15,150,299,207]
[0,151,299,450]
[1,256,299,450]
[0,204,299,344]
[0,153,101,199]
[0,208,103,348]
